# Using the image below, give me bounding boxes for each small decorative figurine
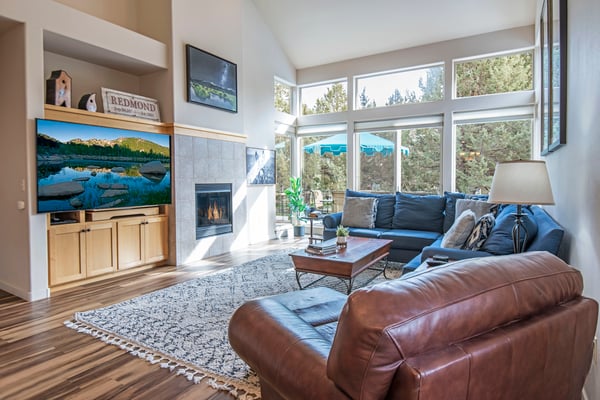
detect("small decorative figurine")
[78,93,97,112]
[46,70,72,107]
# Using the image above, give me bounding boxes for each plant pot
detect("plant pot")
[336,236,347,247]
[294,225,305,237]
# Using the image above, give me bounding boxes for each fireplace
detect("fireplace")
[196,183,233,239]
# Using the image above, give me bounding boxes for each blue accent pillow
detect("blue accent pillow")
[392,192,446,233]
[480,205,538,255]
[345,189,396,229]
[443,192,466,232]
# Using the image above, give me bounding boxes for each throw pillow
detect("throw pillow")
[480,205,538,255]
[341,197,378,229]
[345,189,395,229]
[462,213,496,251]
[455,199,499,221]
[441,209,477,249]
[392,192,446,233]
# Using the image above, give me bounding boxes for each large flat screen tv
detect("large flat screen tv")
[36,118,171,213]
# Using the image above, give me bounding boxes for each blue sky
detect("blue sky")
[37,119,170,148]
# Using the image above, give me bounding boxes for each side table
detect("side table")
[306,215,324,244]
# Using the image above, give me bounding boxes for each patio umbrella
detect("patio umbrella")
[303,133,409,157]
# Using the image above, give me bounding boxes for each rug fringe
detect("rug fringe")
[64,319,261,399]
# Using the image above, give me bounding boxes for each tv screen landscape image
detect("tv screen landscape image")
[36,118,171,213]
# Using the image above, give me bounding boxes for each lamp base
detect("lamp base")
[512,204,528,253]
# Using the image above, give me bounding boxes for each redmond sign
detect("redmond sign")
[101,87,161,121]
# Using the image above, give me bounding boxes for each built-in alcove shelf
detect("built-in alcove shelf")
[44,105,247,143]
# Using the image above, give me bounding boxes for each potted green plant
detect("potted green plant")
[336,224,349,247]
[284,176,307,236]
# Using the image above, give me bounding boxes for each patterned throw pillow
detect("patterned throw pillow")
[462,213,496,251]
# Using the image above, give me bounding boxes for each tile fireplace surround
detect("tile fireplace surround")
[173,134,247,265]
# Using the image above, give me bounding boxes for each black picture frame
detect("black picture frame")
[246,147,276,185]
[540,0,567,155]
[186,44,238,113]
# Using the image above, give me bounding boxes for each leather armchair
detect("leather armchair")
[229,252,598,399]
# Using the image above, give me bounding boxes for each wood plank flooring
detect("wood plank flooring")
[0,237,306,400]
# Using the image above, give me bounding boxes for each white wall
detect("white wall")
[242,1,296,243]
[541,0,600,397]
[171,0,244,134]
[0,22,31,300]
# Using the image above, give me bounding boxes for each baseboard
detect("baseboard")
[0,279,32,301]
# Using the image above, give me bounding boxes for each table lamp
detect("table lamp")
[488,160,555,253]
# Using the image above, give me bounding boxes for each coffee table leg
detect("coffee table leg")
[382,257,391,279]
[296,271,327,290]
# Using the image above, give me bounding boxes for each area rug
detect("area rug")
[65,250,402,399]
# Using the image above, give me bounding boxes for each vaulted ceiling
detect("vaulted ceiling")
[252,0,537,69]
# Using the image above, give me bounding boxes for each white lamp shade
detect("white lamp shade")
[488,160,555,205]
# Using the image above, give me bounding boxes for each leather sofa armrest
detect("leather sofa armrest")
[323,212,342,228]
[228,297,348,400]
[323,213,342,241]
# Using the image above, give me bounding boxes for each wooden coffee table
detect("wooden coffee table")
[289,236,393,294]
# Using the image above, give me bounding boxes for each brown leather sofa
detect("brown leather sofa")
[228,252,598,399]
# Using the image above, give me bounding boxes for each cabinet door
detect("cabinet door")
[85,221,117,277]
[144,216,168,264]
[117,218,145,270]
[48,223,86,286]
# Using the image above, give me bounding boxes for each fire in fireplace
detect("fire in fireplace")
[196,183,233,239]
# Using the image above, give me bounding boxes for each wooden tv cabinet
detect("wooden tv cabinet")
[47,206,168,290]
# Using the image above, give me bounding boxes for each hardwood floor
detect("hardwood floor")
[0,237,307,400]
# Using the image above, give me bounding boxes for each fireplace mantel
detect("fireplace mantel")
[167,122,246,144]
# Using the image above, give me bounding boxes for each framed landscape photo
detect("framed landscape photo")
[539,0,567,155]
[186,44,238,113]
[246,147,276,185]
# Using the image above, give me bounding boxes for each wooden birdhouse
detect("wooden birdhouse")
[46,70,72,107]
[78,93,97,112]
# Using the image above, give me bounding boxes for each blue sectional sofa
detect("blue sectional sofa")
[322,189,564,274]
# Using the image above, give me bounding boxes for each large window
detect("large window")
[455,118,532,194]
[275,134,292,219]
[357,127,441,194]
[300,133,348,207]
[300,80,348,115]
[455,51,533,97]
[355,64,444,109]
[291,36,536,204]
[274,79,292,114]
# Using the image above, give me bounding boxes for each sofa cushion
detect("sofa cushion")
[345,189,396,229]
[441,209,476,248]
[379,229,441,251]
[455,198,498,220]
[480,205,538,255]
[443,192,466,232]
[393,193,445,233]
[341,197,378,228]
[463,213,495,250]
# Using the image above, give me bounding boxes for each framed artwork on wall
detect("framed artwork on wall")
[185,44,238,113]
[246,147,276,185]
[540,0,567,155]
